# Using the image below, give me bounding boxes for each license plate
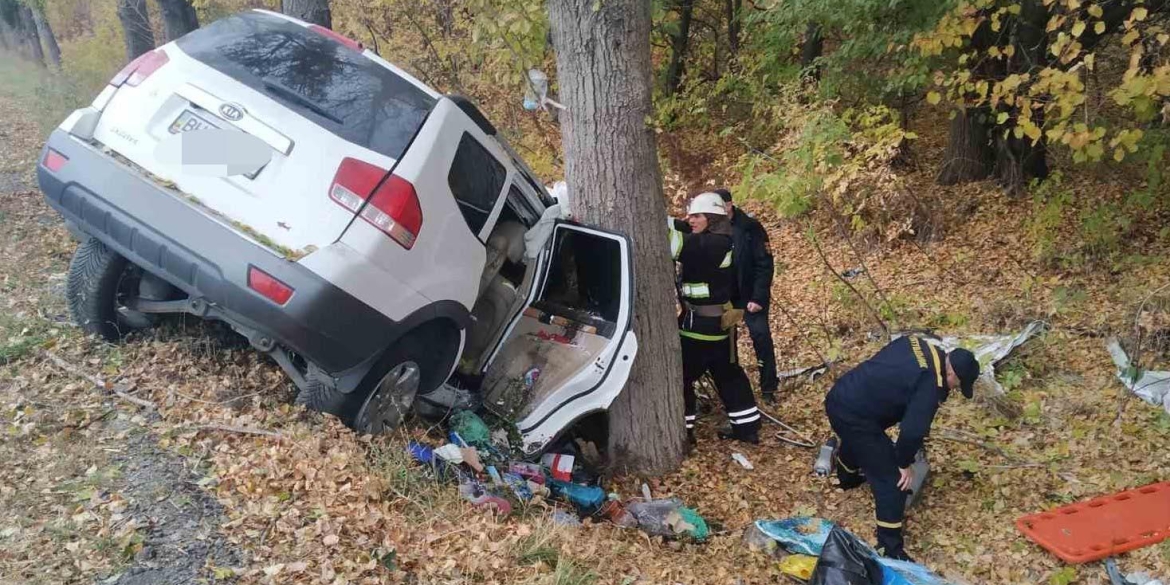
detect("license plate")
[168,109,218,134]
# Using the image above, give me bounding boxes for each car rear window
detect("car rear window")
[176,11,435,160]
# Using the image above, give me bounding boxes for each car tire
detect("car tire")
[67,237,156,341]
[296,327,453,435]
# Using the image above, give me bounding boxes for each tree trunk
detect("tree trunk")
[158,0,198,41]
[725,0,739,57]
[549,0,686,476]
[663,0,693,95]
[0,10,15,53]
[800,22,823,82]
[117,0,155,61]
[17,4,44,65]
[936,107,993,185]
[31,7,60,66]
[993,0,1049,193]
[282,0,330,29]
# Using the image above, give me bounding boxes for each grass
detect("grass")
[0,52,95,134]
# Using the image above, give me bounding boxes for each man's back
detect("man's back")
[827,337,943,430]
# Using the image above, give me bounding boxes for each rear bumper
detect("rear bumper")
[36,129,402,381]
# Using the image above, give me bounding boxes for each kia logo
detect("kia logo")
[219,103,245,121]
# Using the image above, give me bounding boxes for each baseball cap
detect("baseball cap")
[949,348,980,399]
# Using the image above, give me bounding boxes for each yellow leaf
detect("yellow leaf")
[1114,148,1125,162]
[1133,7,1148,21]
[1085,53,1095,70]
[1008,3,1022,14]
[997,112,1010,124]
[990,46,1002,57]
[1088,4,1103,18]
[1159,33,1169,45]
[1122,30,1139,46]
[1004,45,1016,57]
[927,91,942,105]
[1072,21,1086,37]
[1095,21,1106,35]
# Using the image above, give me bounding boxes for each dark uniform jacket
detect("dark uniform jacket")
[826,336,950,468]
[669,219,735,336]
[729,208,773,309]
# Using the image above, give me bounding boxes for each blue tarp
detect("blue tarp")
[754,517,955,585]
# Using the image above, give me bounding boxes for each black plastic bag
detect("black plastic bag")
[809,526,884,585]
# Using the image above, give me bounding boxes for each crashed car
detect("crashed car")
[35,9,638,453]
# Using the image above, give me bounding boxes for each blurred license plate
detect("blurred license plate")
[168,109,218,134]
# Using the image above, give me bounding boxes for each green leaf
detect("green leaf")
[1049,566,1077,585]
[997,112,1010,124]
[927,91,942,105]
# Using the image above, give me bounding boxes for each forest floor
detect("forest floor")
[1,55,1169,585]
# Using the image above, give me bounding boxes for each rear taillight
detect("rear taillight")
[309,25,363,52]
[42,149,68,172]
[110,49,169,88]
[248,266,294,305]
[329,157,423,249]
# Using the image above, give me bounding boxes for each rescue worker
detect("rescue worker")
[669,192,761,445]
[824,336,980,561]
[713,188,778,402]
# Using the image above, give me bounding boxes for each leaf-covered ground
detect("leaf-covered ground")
[2,79,1170,585]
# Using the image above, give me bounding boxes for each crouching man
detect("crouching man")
[824,336,980,561]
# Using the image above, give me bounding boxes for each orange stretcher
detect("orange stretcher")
[1015,481,1170,564]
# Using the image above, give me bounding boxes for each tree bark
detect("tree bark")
[117,0,155,61]
[936,107,993,185]
[663,0,693,95]
[800,22,823,82]
[17,4,44,65]
[549,0,686,476]
[725,0,739,57]
[31,6,60,66]
[282,0,330,29]
[158,0,198,42]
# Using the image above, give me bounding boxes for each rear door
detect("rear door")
[91,10,438,256]
[481,222,638,454]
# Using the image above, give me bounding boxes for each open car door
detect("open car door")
[481,222,637,454]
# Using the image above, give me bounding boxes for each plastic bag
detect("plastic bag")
[754,517,836,556]
[878,559,955,585]
[810,526,884,585]
[449,410,491,447]
[780,555,818,580]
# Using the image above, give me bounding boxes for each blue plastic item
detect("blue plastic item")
[754,517,953,585]
[548,479,605,514]
[407,441,434,464]
[755,517,836,556]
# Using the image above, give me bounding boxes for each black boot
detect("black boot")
[876,526,913,562]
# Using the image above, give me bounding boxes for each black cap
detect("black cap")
[949,348,980,398]
[714,188,733,203]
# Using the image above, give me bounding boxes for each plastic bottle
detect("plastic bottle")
[904,449,930,509]
[814,436,839,476]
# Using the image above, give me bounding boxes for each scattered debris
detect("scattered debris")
[541,452,575,482]
[732,452,754,470]
[779,554,818,580]
[626,498,709,541]
[897,320,1048,396]
[1107,338,1170,414]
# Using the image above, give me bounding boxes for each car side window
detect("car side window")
[448,132,507,237]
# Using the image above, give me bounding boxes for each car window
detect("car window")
[448,132,507,236]
[176,11,435,160]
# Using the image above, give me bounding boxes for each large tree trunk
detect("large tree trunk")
[17,4,44,65]
[663,0,693,95]
[283,0,330,28]
[936,107,993,185]
[549,0,686,476]
[158,0,198,41]
[117,0,155,61]
[31,7,60,66]
[800,22,823,82]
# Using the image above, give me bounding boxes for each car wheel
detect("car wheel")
[67,237,158,341]
[296,330,448,435]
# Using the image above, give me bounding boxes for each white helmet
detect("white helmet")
[687,192,727,216]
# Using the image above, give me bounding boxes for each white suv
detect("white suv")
[37,9,638,454]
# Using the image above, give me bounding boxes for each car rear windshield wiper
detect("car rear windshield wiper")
[262,80,344,125]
